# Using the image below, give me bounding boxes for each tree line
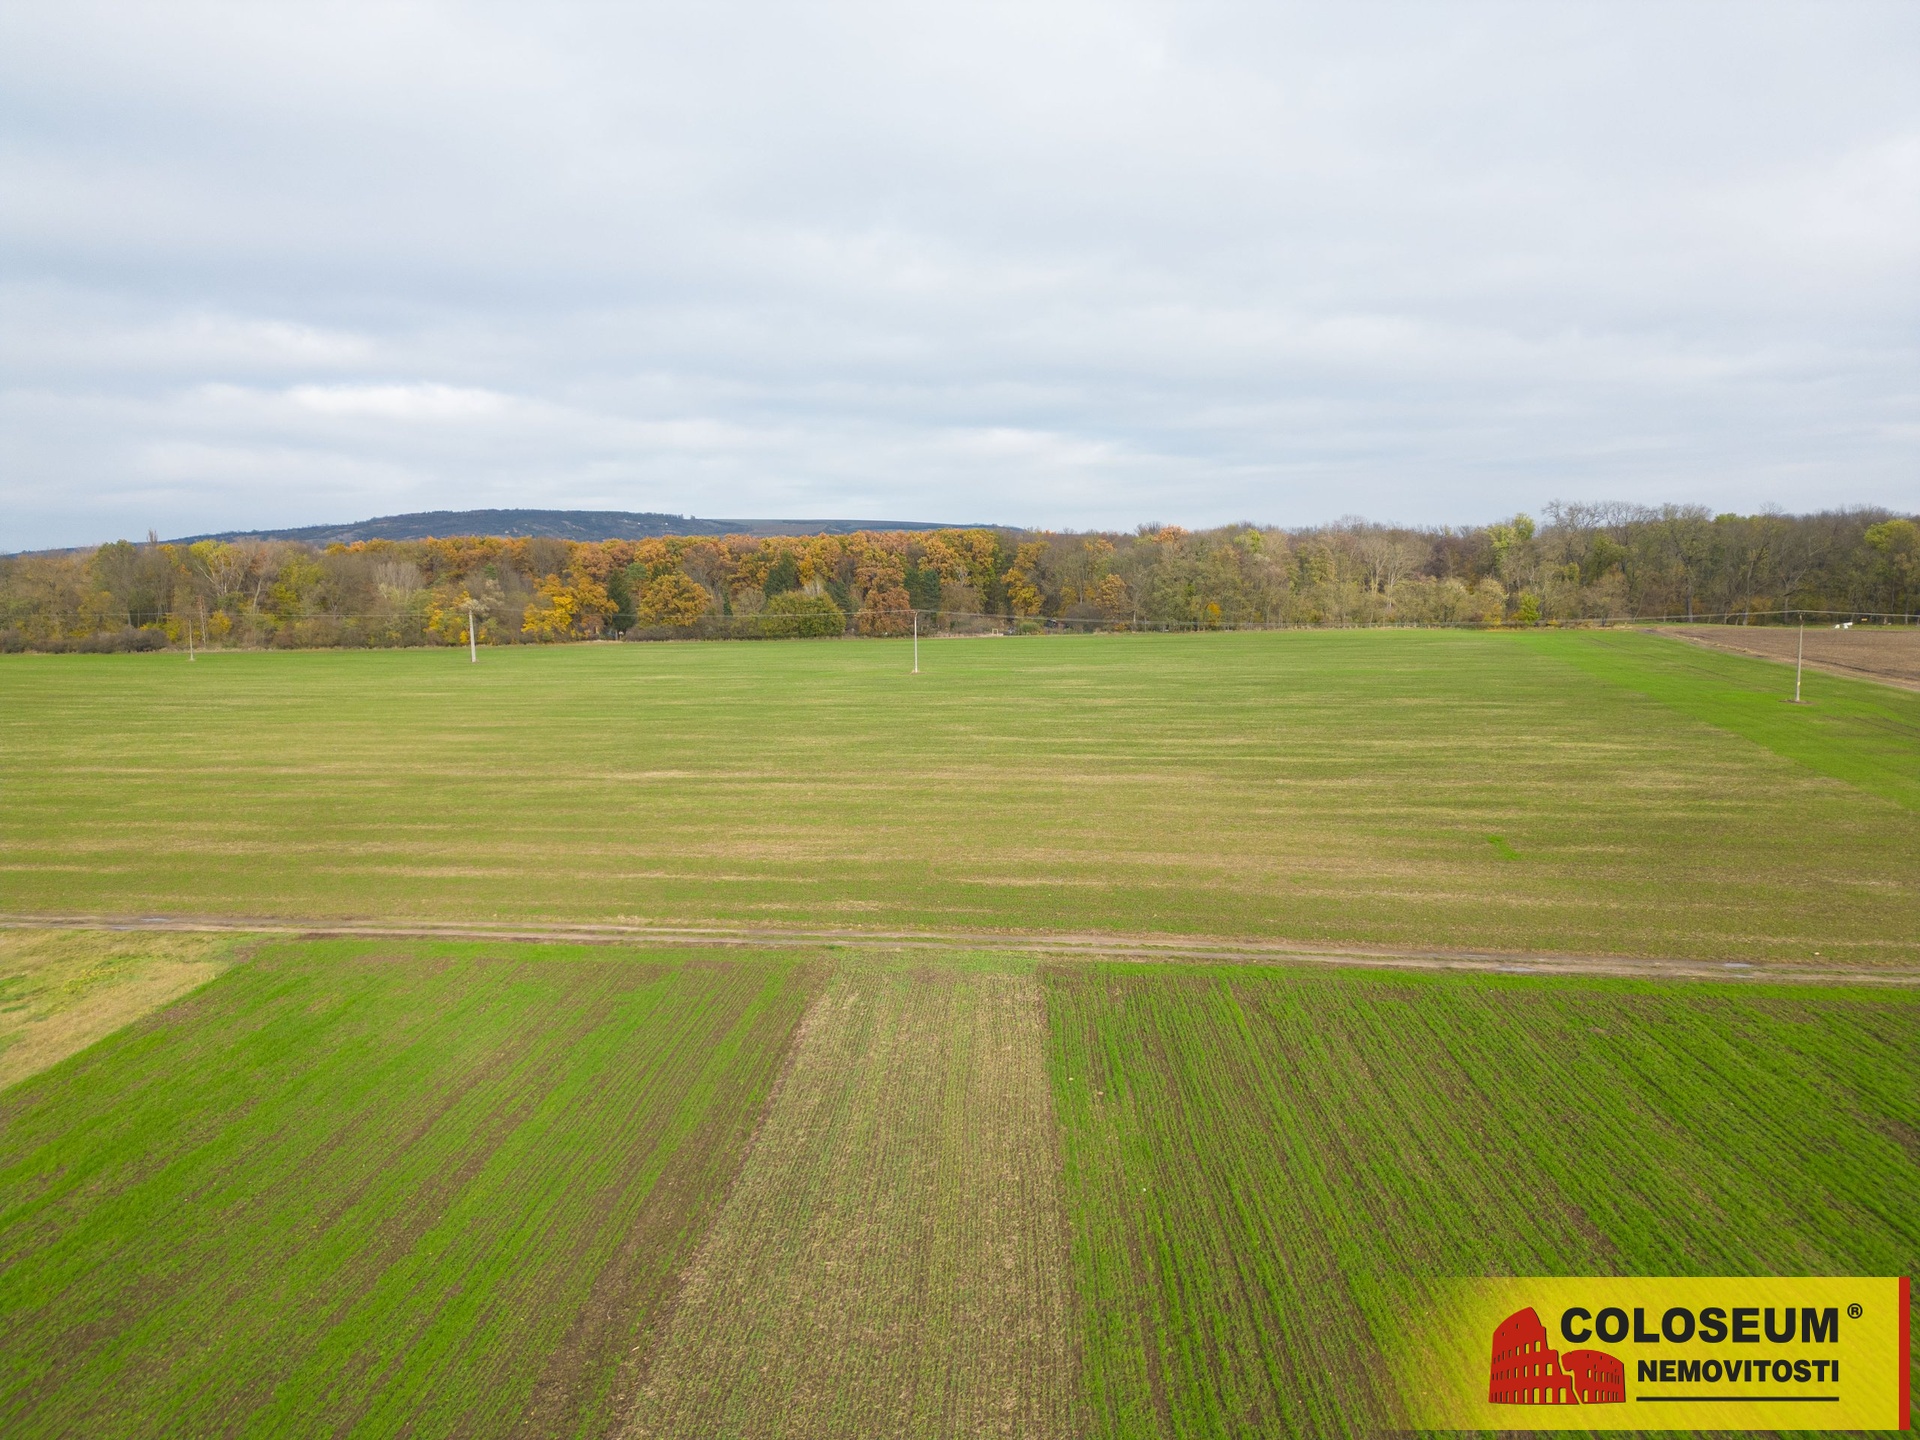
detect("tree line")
[2,504,1913,651]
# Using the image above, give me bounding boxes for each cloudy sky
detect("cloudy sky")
[2,1,1915,548]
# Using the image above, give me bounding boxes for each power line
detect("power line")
[14,602,1916,645]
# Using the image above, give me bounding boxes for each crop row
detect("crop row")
[1041,963,1920,1437]
[0,942,821,1439]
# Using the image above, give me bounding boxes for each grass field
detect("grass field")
[0,940,1913,1437]
[3,629,1917,964]
[2,631,1916,1436]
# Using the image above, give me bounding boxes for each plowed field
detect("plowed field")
[1667,622,1920,689]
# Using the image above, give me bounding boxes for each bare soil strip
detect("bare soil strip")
[1663,624,1920,690]
[623,963,1079,1439]
[2,913,1914,987]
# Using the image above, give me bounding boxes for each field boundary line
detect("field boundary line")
[2,914,1915,988]
[1655,628,1920,693]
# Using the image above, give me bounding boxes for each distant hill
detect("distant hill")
[167,509,978,545]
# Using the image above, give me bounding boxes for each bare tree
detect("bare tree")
[1649,504,1712,619]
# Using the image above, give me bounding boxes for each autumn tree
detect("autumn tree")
[1003,542,1048,617]
[858,582,914,635]
[5,509,1914,651]
[637,570,711,627]
[88,540,176,627]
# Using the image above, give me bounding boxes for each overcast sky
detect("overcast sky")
[3,1,1915,548]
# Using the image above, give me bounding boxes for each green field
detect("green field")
[1044,962,1920,1434]
[2,631,1916,1436]
[0,941,820,1437]
[0,940,1913,1436]
[2,629,1917,963]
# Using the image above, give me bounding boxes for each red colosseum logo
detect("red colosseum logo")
[1489,1307,1624,1405]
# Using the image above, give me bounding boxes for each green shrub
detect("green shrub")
[760,592,845,638]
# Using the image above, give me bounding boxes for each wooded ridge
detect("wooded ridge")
[3,504,1913,650]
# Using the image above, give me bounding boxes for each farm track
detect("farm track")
[3,912,1916,987]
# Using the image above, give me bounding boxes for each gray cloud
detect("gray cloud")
[3,0,1915,548]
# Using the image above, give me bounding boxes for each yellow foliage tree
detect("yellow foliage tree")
[1004,541,1047,617]
[637,571,711,626]
[521,569,617,640]
[427,598,471,645]
[566,572,616,636]
[1090,573,1129,620]
[521,577,580,640]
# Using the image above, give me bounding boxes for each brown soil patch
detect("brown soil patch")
[623,963,1079,1439]
[1663,624,1920,690]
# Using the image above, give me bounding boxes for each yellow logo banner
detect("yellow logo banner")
[1392,1276,1910,1431]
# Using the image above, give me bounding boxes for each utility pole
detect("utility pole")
[912,611,920,674]
[467,601,478,663]
[1793,619,1805,703]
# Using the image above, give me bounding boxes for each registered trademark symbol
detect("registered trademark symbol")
[1847,1303,1863,1319]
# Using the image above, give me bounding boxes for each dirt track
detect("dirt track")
[4,913,1914,988]
[1663,623,1920,690]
